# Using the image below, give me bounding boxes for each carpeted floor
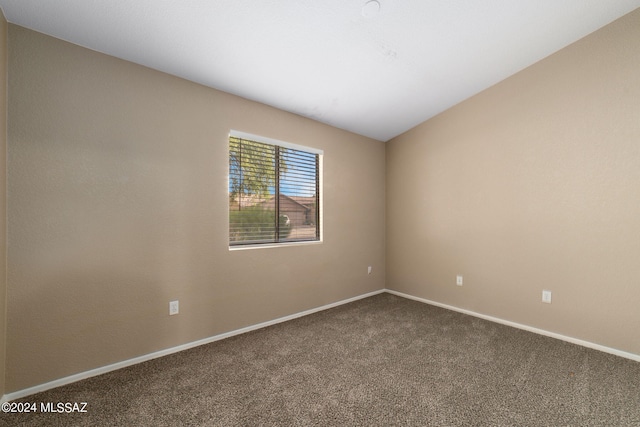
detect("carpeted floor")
[2,293,639,426]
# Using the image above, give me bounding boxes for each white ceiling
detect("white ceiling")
[1,1,639,141]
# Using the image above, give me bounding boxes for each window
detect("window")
[229,131,322,247]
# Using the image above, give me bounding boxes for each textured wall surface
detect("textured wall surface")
[0,9,7,397]
[387,10,640,355]
[6,26,385,392]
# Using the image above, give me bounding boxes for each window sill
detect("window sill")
[229,240,322,251]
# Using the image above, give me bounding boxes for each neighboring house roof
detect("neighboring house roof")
[264,194,310,211]
[287,196,317,207]
[231,193,315,211]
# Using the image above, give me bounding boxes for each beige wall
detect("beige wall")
[0,9,7,397]
[387,9,640,355]
[6,25,386,392]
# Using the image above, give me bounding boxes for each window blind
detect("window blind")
[229,134,320,246]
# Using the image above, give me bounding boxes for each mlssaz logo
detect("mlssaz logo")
[40,402,88,413]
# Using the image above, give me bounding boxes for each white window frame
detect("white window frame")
[228,130,323,250]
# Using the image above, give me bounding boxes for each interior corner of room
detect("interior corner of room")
[0,3,639,406]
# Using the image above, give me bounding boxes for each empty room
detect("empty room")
[0,1,639,426]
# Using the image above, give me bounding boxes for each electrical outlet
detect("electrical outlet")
[456,275,463,286]
[169,300,179,315]
[368,266,372,275]
[542,290,552,304]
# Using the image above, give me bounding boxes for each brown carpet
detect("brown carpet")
[2,293,639,426]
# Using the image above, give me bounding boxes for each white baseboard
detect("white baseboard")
[1,289,385,403]
[385,289,640,363]
[3,287,638,403]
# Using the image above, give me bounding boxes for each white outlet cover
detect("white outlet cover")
[456,275,463,286]
[542,290,552,304]
[169,300,179,315]
[368,266,372,274]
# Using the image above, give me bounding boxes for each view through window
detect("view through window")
[229,132,321,246]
